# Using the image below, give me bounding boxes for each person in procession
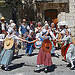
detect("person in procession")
[0,28,29,71]
[57,30,75,70]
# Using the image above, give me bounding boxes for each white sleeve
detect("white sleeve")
[27,26,30,30]
[35,28,38,33]
[19,27,21,34]
[0,39,3,41]
[2,34,5,38]
[62,36,70,42]
[15,35,19,40]
[37,37,41,41]
[50,31,56,40]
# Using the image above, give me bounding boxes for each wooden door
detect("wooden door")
[45,9,58,23]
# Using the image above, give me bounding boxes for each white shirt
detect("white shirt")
[5,34,19,42]
[1,23,5,30]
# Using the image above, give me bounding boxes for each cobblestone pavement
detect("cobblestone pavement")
[0,48,75,75]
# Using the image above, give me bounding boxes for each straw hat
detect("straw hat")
[4,38,14,49]
[23,19,26,22]
[1,17,5,20]
[42,39,52,53]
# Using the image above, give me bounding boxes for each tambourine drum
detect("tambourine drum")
[72,37,75,46]
[42,39,52,53]
[61,42,65,56]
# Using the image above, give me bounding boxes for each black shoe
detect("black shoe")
[70,67,74,70]
[44,68,47,73]
[70,65,74,70]
[67,63,71,67]
[1,66,5,70]
[34,68,40,73]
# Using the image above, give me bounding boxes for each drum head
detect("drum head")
[72,37,75,46]
[42,39,52,53]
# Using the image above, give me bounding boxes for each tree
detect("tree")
[21,0,37,21]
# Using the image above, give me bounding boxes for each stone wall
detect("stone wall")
[65,0,75,36]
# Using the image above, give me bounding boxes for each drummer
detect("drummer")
[0,28,29,71]
[42,24,59,57]
[28,31,53,73]
[28,24,59,72]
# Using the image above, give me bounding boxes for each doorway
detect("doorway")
[45,9,58,23]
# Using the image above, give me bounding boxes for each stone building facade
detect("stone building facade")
[0,0,75,35]
[35,0,75,36]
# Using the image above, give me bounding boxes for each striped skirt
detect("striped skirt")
[37,47,52,66]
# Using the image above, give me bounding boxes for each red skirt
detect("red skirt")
[37,47,52,66]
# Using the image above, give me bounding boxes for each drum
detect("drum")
[42,39,52,53]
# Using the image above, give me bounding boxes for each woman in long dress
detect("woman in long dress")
[28,28,53,73]
[0,28,29,71]
[57,30,75,69]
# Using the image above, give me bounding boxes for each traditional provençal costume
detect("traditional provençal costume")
[61,35,75,69]
[0,29,20,71]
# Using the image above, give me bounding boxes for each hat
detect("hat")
[4,38,14,49]
[1,17,5,20]
[42,39,52,53]
[38,22,42,25]
[45,23,49,26]
[23,19,26,22]
[45,21,48,24]
[10,20,13,23]
[51,22,55,26]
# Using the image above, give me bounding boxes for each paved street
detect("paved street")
[0,48,75,75]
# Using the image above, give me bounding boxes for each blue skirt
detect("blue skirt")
[0,48,14,66]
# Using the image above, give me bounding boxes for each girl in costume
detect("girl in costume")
[29,26,53,73]
[57,30,75,69]
[0,28,29,71]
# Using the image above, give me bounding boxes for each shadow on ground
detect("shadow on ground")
[12,54,25,60]
[34,64,57,73]
[9,63,25,71]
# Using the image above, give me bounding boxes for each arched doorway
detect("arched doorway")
[45,9,58,23]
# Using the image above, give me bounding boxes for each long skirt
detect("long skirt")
[0,48,14,66]
[37,47,52,66]
[66,44,75,63]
